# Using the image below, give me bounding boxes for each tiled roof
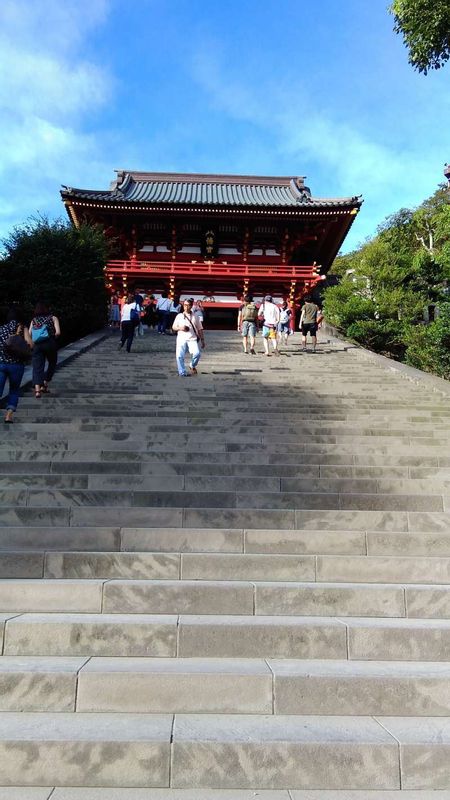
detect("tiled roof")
[61,171,362,209]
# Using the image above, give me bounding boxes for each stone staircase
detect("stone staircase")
[0,329,450,798]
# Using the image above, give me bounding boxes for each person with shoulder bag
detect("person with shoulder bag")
[118,292,140,353]
[237,294,258,354]
[30,301,60,398]
[0,306,33,423]
[172,298,206,377]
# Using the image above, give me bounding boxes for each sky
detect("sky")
[0,0,449,254]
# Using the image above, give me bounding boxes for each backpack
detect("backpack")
[31,323,49,342]
[241,302,258,322]
[279,308,291,324]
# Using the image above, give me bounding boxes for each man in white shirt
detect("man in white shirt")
[172,298,206,377]
[258,295,280,356]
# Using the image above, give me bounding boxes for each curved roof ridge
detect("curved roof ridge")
[61,172,363,210]
[114,170,307,187]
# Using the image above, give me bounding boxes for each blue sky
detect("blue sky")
[1,0,449,253]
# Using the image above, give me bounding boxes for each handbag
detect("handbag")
[4,334,32,362]
[130,303,140,323]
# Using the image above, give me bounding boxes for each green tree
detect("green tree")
[0,216,109,344]
[404,303,450,378]
[324,181,450,373]
[390,0,450,73]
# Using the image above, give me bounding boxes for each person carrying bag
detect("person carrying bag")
[0,306,33,423]
[172,298,206,376]
[30,302,60,398]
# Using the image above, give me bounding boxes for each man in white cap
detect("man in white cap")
[258,295,280,356]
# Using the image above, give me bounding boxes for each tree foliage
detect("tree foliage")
[324,184,450,378]
[404,303,450,378]
[0,216,109,345]
[390,0,450,73]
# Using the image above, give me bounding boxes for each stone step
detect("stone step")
[5,526,450,558]
[155,713,439,789]
[0,712,171,787]
[3,613,178,657]
[7,613,450,661]
[14,547,450,584]
[4,656,450,717]
[0,712,405,789]
[6,461,450,480]
[16,431,450,446]
[13,421,450,438]
[19,791,450,800]
[0,790,296,799]
[0,527,121,551]
[0,489,446,512]
[15,414,450,430]
[77,657,450,716]
[3,438,450,456]
[2,450,449,468]
[8,461,450,481]
[123,527,364,554]
[316,555,450,584]
[3,330,450,792]
[247,528,450,557]
[100,579,406,617]
[0,474,435,496]
[0,656,86,711]
[47,552,314,581]
[5,574,450,619]
[2,505,447,532]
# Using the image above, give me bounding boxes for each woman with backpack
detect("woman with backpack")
[237,295,258,354]
[30,302,60,398]
[0,306,33,422]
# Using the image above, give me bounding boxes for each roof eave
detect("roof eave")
[62,194,361,214]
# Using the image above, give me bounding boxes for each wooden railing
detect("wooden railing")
[105,259,322,281]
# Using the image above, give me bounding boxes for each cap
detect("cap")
[264,295,272,301]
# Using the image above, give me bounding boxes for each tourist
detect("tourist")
[299,294,322,352]
[0,307,33,423]
[134,289,145,336]
[172,298,205,377]
[143,295,157,329]
[190,298,204,326]
[169,296,181,334]
[109,294,121,330]
[278,300,292,345]
[118,292,140,353]
[237,294,258,354]
[30,302,61,398]
[258,295,280,356]
[156,292,172,334]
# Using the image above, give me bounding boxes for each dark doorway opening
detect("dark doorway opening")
[203,306,238,330]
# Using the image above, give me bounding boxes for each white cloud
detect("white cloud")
[190,48,446,250]
[0,0,112,237]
